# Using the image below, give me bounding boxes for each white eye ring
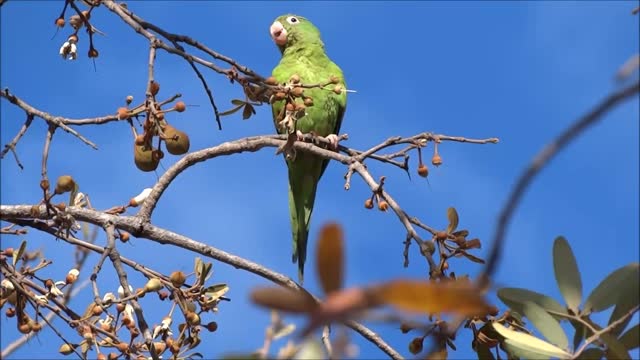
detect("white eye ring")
[286,16,299,25]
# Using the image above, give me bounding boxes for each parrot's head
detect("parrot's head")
[269,14,324,52]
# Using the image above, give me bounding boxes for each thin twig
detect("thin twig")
[481,80,640,285]
[571,305,639,359]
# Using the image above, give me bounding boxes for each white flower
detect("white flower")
[129,188,153,207]
[102,292,116,304]
[49,283,64,298]
[34,294,49,305]
[118,285,133,298]
[59,41,78,61]
[1,279,14,291]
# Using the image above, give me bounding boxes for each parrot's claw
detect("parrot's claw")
[325,134,340,151]
[296,130,305,142]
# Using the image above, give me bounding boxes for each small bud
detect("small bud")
[174,101,186,112]
[81,10,91,20]
[442,261,449,270]
[169,271,186,288]
[134,134,146,146]
[18,323,31,334]
[108,353,118,360]
[432,153,442,167]
[158,291,169,300]
[126,95,134,105]
[55,18,65,27]
[31,322,43,332]
[400,323,413,334]
[333,85,343,94]
[6,307,16,317]
[149,80,160,96]
[59,343,76,355]
[68,34,78,44]
[303,97,314,107]
[40,179,50,192]
[116,342,129,353]
[285,103,295,112]
[364,198,374,209]
[329,75,340,84]
[417,164,429,178]
[409,337,424,355]
[88,48,99,58]
[129,188,153,207]
[119,231,130,243]
[92,305,103,316]
[294,103,306,111]
[436,231,448,241]
[289,74,300,84]
[117,107,130,120]
[152,342,166,354]
[378,200,389,211]
[45,279,54,289]
[206,321,218,332]
[66,269,80,284]
[97,353,107,360]
[274,92,287,101]
[265,77,278,85]
[116,303,125,313]
[144,278,163,293]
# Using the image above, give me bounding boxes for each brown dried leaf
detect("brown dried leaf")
[242,103,255,120]
[373,279,490,317]
[316,222,344,295]
[446,207,459,234]
[250,287,316,314]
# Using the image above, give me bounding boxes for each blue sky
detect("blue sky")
[1,1,638,359]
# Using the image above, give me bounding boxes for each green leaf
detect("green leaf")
[584,263,639,314]
[522,301,569,350]
[576,347,604,359]
[600,332,630,360]
[446,207,459,233]
[13,240,27,266]
[553,236,582,313]
[492,322,571,359]
[619,323,639,350]
[607,275,639,336]
[498,288,568,320]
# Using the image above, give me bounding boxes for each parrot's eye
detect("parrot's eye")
[286,16,299,25]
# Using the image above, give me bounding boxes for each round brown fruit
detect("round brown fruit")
[174,101,186,112]
[134,144,160,172]
[417,164,429,178]
[55,18,65,27]
[163,125,190,155]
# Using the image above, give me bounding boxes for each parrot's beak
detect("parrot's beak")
[270,21,287,46]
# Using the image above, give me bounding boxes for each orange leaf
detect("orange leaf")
[373,279,490,317]
[250,287,317,314]
[316,222,344,295]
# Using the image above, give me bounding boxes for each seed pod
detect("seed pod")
[144,278,163,293]
[59,343,76,355]
[378,200,389,211]
[126,95,134,104]
[333,85,343,94]
[134,144,160,172]
[274,92,287,101]
[206,321,218,332]
[285,103,295,112]
[409,337,424,355]
[303,97,314,107]
[54,175,75,194]
[186,311,200,326]
[55,18,65,27]
[291,87,304,97]
[329,75,340,84]
[169,271,186,288]
[289,74,300,84]
[163,125,190,155]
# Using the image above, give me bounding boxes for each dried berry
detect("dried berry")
[364,198,374,209]
[174,101,186,112]
[417,164,429,177]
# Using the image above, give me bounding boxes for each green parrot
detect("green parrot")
[269,14,347,284]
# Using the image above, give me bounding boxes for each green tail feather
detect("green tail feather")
[287,155,323,285]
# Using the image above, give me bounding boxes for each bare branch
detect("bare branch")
[481,79,640,284]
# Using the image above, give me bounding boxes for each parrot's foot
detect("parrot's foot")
[325,134,340,151]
